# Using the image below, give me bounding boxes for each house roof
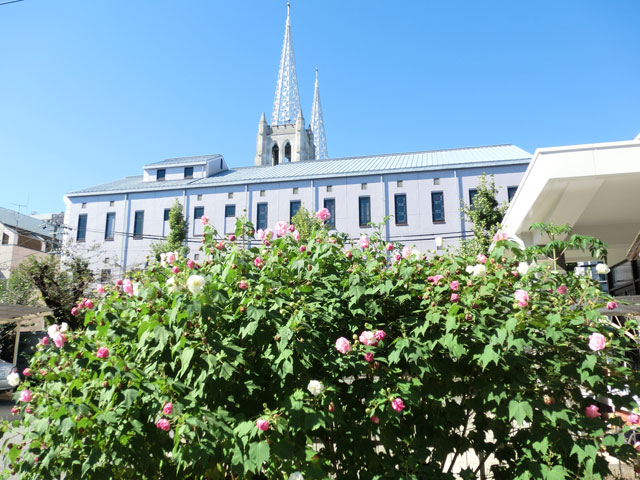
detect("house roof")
[67,144,531,197]
[143,154,222,169]
[0,207,56,237]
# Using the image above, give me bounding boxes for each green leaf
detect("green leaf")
[248,441,270,472]
[508,400,533,425]
[179,347,195,377]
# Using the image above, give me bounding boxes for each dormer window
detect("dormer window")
[157,169,166,181]
[184,167,193,179]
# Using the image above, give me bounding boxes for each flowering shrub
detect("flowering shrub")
[2,218,640,479]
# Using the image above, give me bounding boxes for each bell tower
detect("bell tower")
[255,4,316,166]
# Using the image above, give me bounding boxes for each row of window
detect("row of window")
[76,186,519,242]
[157,167,194,181]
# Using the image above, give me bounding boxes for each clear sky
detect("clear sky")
[1,1,638,215]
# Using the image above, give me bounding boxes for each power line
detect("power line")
[0,0,24,6]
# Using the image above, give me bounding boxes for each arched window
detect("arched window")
[272,144,279,166]
[284,142,292,162]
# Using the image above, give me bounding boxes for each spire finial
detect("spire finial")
[310,68,328,159]
[271,3,301,125]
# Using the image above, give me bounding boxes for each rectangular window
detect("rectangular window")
[260,190,266,197]
[433,178,440,185]
[109,201,115,207]
[184,167,194,179]
[77,214,87,242]
[361,183,367,190]
[133,211,144,239]
[359,196,371,227]
[397,180,403,187]
[469,188,478,207]
[256,203,268,230]
[163,208,170,221]
[225,205,236,217]
[2,233,9,245]
[290,200,301,221]
[431,192,445,223]
[228,192,234,199]
[81,203,87,209]
[292,187,299,195]
[326,185,333,193]
[194,253,200,261]
[157,169,166,181]
[194,206,204,222]
[324,198,335,227]
[508,186,518,202]
[104,212,116,241]
[197,194,203,201]
[394,194,407,225]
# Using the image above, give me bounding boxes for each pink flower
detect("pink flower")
[358,235,370,249]
[39,369,47,376]
[25,406,33,414]
[10,406,19,415]
[345,250,353,259]
[476,254,487,264]
[201,215,209,225]
[557,285,568,295]
[588,332,606,352]
[254,257,264,268]
[115,279,123,287]
[256,229,265,241]
[293,230,301,241]
[156,418,171,431]
[83,298,94,309]
[493,231,509,242]
[364,352,374,363]
[186,259,195,269]
[391,398,405,412]
[122,279,134,296]
[402,246,411,259]
[71,307,79,316]
[172,266,180,274]
[96,347,110,359]
[428,274,444,285]
[166,252,176,265]
[585,404,601,418]
[316,208,331,222]
[451,293,459,303]
[263,229,274,242]
[514,289,529,308]
[628,413,640,425]
[359,330,378,346]
[19,389,32,403]
[394,252,402,262]
[229,234,237,241]
[238,280,248,290]
[41,337,49,346]
[634,441,640,452]
[607,301,618,310]
[386,243,394,252]
[288,224,296,232]
[216,240,225,250]
[256,419,269,431]
[163,402,173,415]
[450,280,459,291]
[299,245,306,252]
[22,368,32,377]
[374,330,386,341]
[274,221,288,237]
[96,284,105,295]
[51,332,67,348]
[335,337,352,354]
[371,415,380,424]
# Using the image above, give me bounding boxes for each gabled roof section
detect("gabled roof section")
[67,144,531,197]
[144,154,222,169]
[0,207,55,237]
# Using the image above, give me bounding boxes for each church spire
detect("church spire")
[310,68,328,159]
[271,3,301,126]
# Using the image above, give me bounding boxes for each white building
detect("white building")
[64,6,530,279]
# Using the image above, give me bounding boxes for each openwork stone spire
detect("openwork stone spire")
[271,3,301,125]
[310,68,328,159]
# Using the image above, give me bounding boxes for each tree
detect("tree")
[290,205,322,242]
[151,200,189,260]
[5,220,639,479]
[460,173,507,256]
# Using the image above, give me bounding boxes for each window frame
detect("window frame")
[104,212,116,241]
[394,193,408,226]
[256,203,268,230]
[507,186,518,202]
[193,206,205,229]
[290,200,301,222]
[157,169,166,181]
[431,191,445,223]
[323,198,335,227]
[163,208,170,222]
[133,211,145,239]
[76,214,88,242]
[469,188,478,207]
[184,167,194,179]
[359,196,371,227]
[225,205,236,218]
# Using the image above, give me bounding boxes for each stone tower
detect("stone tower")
[255,4,316,166]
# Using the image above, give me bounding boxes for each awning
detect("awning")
[0,304,52,366]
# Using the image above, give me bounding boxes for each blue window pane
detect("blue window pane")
[105,212,116,240]
[225,205,236,217]
[76,214,87,242]
[469,189,478,206]
[323,198,335,227]
[508,186,518,202]
[290,200,301,221]
[194,206,204,220]
[184,167,194,179]
[163,208,170,222]
[133,211,144,238]
[431,192,445,223]
[257,203,268,230]
[359,197,371,227]
[157,169,165,181]
[395,194,407,225]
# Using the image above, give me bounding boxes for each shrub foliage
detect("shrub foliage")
[2,218,639,479]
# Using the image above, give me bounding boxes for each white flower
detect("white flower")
[6,372,20,387]
[166,276,181,293]
[516,262,530,276]
[59,322,69,333]
[47,324,59,338]
[411,248,421,259]
[289,472,304,480]
[465,265,474,274]
[186,275,205,295]
[596,263,610,275]
[471,264,486,276]
[307,380,324,396]
[133,282,140,297]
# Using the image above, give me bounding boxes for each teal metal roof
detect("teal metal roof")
[68,144,531,197]
[0,207,56,236]
[144,154,222,168]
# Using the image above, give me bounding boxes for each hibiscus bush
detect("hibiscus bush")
[2,214,640,479]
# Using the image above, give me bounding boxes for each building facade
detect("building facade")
[63,6,530,279]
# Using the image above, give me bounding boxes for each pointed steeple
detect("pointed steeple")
[310,68,328,159]
[271,3,301,126]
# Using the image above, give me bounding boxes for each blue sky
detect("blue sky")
[1,1,638,215]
